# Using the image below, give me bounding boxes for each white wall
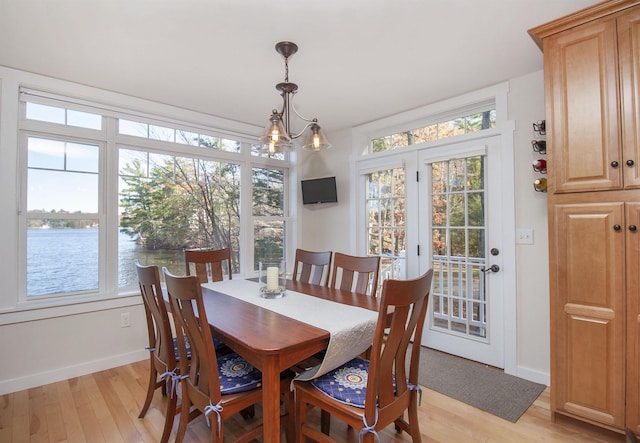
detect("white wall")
[299,71,552,384]
[297,128,354,254]
[509,70,551,382]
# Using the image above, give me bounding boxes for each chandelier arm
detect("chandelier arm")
[289,120,316,140]
[287,96,317,124]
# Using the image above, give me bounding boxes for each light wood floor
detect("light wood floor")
[0,359,628,442]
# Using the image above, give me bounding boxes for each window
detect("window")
[252,167,286,270]
[371,109,496,153]
[26,137,101,297]
[118,149,242,288]
[20,91,290,302]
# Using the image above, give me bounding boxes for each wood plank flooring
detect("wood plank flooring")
[0,359,628,442]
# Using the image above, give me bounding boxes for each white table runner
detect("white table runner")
[202,279,378,380]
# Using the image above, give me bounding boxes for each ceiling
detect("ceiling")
[0,0,602,135]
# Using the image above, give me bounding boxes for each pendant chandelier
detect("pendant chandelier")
[260,41,331,155]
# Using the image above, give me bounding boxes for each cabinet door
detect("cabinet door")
[619,7,640,189]
[544,18,621,193]
[552,202,625,427]
[627,202,640,433]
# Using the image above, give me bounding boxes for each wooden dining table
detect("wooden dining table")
[199,279,382,442]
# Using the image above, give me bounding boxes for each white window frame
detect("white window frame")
[9,85,293,315]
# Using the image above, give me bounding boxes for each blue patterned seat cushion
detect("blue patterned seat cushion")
[172,335,226,361]
[218,353,262,394]
[310,357,369,408]
[213,337,226,351]
[172,335,192,360]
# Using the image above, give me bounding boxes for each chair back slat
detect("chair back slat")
[365,269,433,424]
[185,248,232,284]
[329,252,380,297]
[136,260,175,367]
[164,268,223,404]
[292,249,332,285]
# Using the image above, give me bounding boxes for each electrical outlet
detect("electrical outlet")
[516,228,534,245]
[120,312,131,328]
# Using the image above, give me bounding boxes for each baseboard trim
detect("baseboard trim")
[515,365,550,386]
[0,349,148,395]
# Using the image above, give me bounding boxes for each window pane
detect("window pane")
[449,194,465,226]
[149,125,175,142]
[66,142,99,173]
[412,125,437,143]
[252,168,284,216]
[176,130,200,146]
[28,169,99,213]
[365,167,406,292]
[27,222,99,296]
[220,138,241,153]
[118,152,241,288]
[450,229,466,257]
[467,156,484,190]
[27,138,99,213]
[67,109,102,130]
[254,220,284,270]
[26,102,65,124]
[251,143,286,160]
[28,138,65,169]
[119,149,149,177]
[119,119,148,137]
[468,192,485,226]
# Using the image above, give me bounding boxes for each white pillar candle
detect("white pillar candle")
[266,266,279,291]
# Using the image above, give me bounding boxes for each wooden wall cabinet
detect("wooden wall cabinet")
[530,0,640,434]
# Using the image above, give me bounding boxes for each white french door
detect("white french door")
[419,136,504,368]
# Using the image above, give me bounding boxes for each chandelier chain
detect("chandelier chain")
[284,56,289,83]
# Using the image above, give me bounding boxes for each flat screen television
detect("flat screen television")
[301,176,338,205]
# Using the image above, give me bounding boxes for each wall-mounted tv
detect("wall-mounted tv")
[301,176,338,205]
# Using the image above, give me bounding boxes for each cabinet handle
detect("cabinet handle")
[627,159,635,167]
[614,224,622,231]
[611,161,619,168]
[630,225,638,232]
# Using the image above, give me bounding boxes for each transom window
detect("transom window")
[371,109,496,153]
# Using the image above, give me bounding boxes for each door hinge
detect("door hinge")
[417,244,420,256]
[416,170,419,182]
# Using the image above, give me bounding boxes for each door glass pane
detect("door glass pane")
[365,168,405,289]
[430,155,487,339]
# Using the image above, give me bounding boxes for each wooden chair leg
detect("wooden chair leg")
[138,359,157,418]
[160,389,178,443]
[296,391,308,443]
[174,392,191,443]
[280,378,295,443]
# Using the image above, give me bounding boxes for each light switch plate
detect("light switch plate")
[516,228,534,245]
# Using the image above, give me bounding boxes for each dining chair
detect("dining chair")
[328,252,381,297]
[162,267,295,443]
[135,259,189,443]
[292,249,332,285]
[184,247,232,284]
[184,247,233,354]
[293,269,433,443]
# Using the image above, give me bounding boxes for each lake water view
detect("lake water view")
[27,228,186,296]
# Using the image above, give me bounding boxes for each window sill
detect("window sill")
[0,291,142,326]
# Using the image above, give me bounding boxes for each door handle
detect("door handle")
[482,264,500,273]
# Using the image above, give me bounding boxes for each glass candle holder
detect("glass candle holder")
[258,260,286,299]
